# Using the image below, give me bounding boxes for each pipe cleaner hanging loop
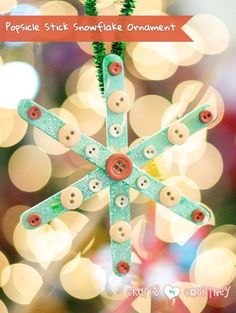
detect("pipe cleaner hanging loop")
[84,0,137,94]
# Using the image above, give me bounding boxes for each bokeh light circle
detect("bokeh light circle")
[0,0,17,14]
[38,1,78,15]
[186,143,223,190]
[14,219,72,264]
[130,43,178,80]
[1,264,43,304]
[0,301,8,313]
[2,205,28,245]
[130,95,171,137]
[198,232,236,255]
[0,252,9,287]
[62,95,105,136]
[188,14,230,55]
[0,62,40,110]
[8,145,52,192]
[60,257,106,299]
[190,248,236,288]
[0,109,28,147]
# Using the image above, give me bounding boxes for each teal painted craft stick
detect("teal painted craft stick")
[124,165,211,224]
[18,100,111,169]
[127,104,217,167]
[103,54,128,151]
[103,54,131,276]
[21,168,110,229]
[109,181,131,276]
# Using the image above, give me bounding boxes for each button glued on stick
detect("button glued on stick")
[58,124,81,147]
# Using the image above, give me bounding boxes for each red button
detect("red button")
[199,110,213,124]
[108,62,123,76]
[106,153,133,181]
[117,261,130,274]
[28,106,42,120]
[192,209,205,223]
[28,214,42,227]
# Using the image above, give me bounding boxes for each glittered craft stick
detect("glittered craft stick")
[18,99,112,169]
[21,168,110,229]
[103,54,131,275]
[127,104,217,167]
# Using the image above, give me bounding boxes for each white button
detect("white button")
[115,195,129,208]
[107,91,131,114]
[159,186,181,208]
[136,176,151,190]
[85,144,99,158]
[88,179,102,193]
[167,122,189,145]
[60,187,83,210]
[109,124,123,137]
[58,124,81,147]
[143,145,157,159]
[109,221,131,243]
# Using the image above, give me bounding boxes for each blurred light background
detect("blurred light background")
[0,0,236,313]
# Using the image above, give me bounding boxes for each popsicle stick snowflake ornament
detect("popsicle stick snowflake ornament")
[18,0,218,277]
[18,54,217,276]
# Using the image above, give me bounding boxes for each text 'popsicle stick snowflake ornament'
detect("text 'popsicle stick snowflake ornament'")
[18,54,218,276]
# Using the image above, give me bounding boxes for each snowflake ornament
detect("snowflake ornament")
[18,54,217,276]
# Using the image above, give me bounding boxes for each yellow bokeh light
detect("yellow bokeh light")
[0,109,14,145]
[62,95,105,136]
[0,252,9,288]
[38,1,78,15]
[198,232,236,255]
[1,109,28,148]
[149,25,204,67]
[186,143,223,190]
[60,257,106,299]
[2,205,28,245]
[59,211,89,239]
[2,263,43,305]
[14,223,42,263]
[130,95,171,137]
[14,219,72,264]
[0,301,8,313]
[8,145,52,192]
[190,248,236,288]
[0,0,16,14]
[0,109,28,148]
[131,43,178,80]
[173,80,203,105]
[135,0,162,14]
[188,14,230,55]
